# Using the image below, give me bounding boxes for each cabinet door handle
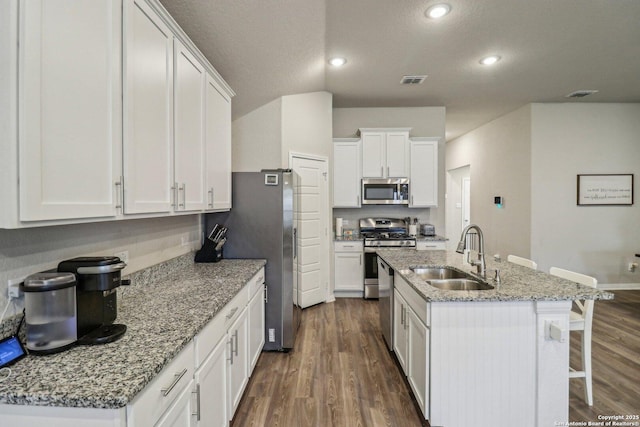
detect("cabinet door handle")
[171,182,178,208]
[208,188,214,208]
[178,183,185,208]
[400,303,404,326]
[411,195,414,205]
[192,383,201,420]
[359,254,362,265]
[380,166,384,177]
[161,368,187,397]
[226,307,238,320]
[387,166,390,177]
[114,178,123,210]
[264,284,268,303]
[233,329,239,357]
[227,336,234,364]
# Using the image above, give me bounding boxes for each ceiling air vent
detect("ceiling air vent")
[565,90,599,98]
[400,75,427,85]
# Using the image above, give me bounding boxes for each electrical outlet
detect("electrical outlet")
[268,328,276,342]
[7,278,24,299]
[114,250,129,264]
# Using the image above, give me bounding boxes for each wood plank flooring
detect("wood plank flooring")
[231,298,425,427]
[569,290,640,422]
[232,291,640,427]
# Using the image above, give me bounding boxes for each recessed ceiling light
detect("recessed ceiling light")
[479,55,501,66]
[425,3,451,19]
[329,57,347,67]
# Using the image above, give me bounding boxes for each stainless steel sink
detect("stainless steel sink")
[427,279,495,291]
[408,266,494,291]
[409,266,469,280]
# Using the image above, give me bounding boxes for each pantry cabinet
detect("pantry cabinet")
[332,139,361,207]
[360,128,410,178]
[409,138,438,207]
[17,0,122,222]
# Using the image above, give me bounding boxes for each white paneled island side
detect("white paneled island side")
[377,248,613,427]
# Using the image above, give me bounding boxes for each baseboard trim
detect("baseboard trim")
[598,283,640,290]
[325,293,336,303]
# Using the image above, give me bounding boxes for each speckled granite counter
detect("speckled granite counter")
[0,254,266,409]
[377,249,614,302]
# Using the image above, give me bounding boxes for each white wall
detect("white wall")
[446,105,532,259]
[0,215,202,310]
[530,103,640,284]
[282,91,333,163]
[332,106,447,235]
[232,98,282,171]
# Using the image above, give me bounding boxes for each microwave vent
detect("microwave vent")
[400,75,427,85]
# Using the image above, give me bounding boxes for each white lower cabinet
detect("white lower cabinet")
[415,240,446,251]
[227,307,249,418]
[155,379,196,427]
[407,309,429,419]
[127,341,195,427]
[248,280,266,372]
[194,336,228,427]
[393,289,408,373]
[193,266,264,426]
[394,275,430,419]
[333,241,364,295]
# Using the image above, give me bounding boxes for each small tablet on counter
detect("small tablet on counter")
[0,335,27,368]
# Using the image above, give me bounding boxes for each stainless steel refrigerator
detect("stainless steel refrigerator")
[206,170,301,351]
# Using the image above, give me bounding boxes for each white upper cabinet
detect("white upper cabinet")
[333,139,361,207]
[1,0,234,228]
[409,138,439,207]
[174,39,206,212]
[18,0,122,222]
[123,0,174,214]
[205,74,232,211]
[360,128,410,178]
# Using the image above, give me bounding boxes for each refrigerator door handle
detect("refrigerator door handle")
[293,227,297,259]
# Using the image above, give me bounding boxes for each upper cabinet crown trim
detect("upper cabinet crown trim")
[144,0,235,98]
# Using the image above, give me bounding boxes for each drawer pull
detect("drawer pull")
[226,307,238,320]
[161,368,188,397]
[192,383,201,420]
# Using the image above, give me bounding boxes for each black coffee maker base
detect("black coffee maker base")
[78,324,127,345]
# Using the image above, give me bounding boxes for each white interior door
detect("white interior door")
[291,154,328,308]
[462,176,471,228]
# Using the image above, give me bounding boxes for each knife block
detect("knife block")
[194,239,223,263]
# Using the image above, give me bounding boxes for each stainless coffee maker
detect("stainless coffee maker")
[21,272,78,354]
[57,256,127,345]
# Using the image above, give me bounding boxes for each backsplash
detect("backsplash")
[333,206,442,236]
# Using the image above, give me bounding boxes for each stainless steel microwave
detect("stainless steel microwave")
[361,178,409,205]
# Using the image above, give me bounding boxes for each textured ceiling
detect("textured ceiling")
[159,0,640,140]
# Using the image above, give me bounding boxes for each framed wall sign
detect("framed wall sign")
[577,174,634,206]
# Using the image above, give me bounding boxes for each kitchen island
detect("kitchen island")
[377,249,613,427]
[0,254,266,425]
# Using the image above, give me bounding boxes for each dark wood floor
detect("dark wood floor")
[232,291,640,426]
[569,290,640,421]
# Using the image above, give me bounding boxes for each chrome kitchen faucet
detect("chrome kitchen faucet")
[456,224,486,278]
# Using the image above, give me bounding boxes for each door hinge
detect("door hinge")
[322,171,327,181]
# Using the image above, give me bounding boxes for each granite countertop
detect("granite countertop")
[377,249,614,303]
[0,254,266,409]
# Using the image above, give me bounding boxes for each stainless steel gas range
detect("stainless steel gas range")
[360,218,416,299]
